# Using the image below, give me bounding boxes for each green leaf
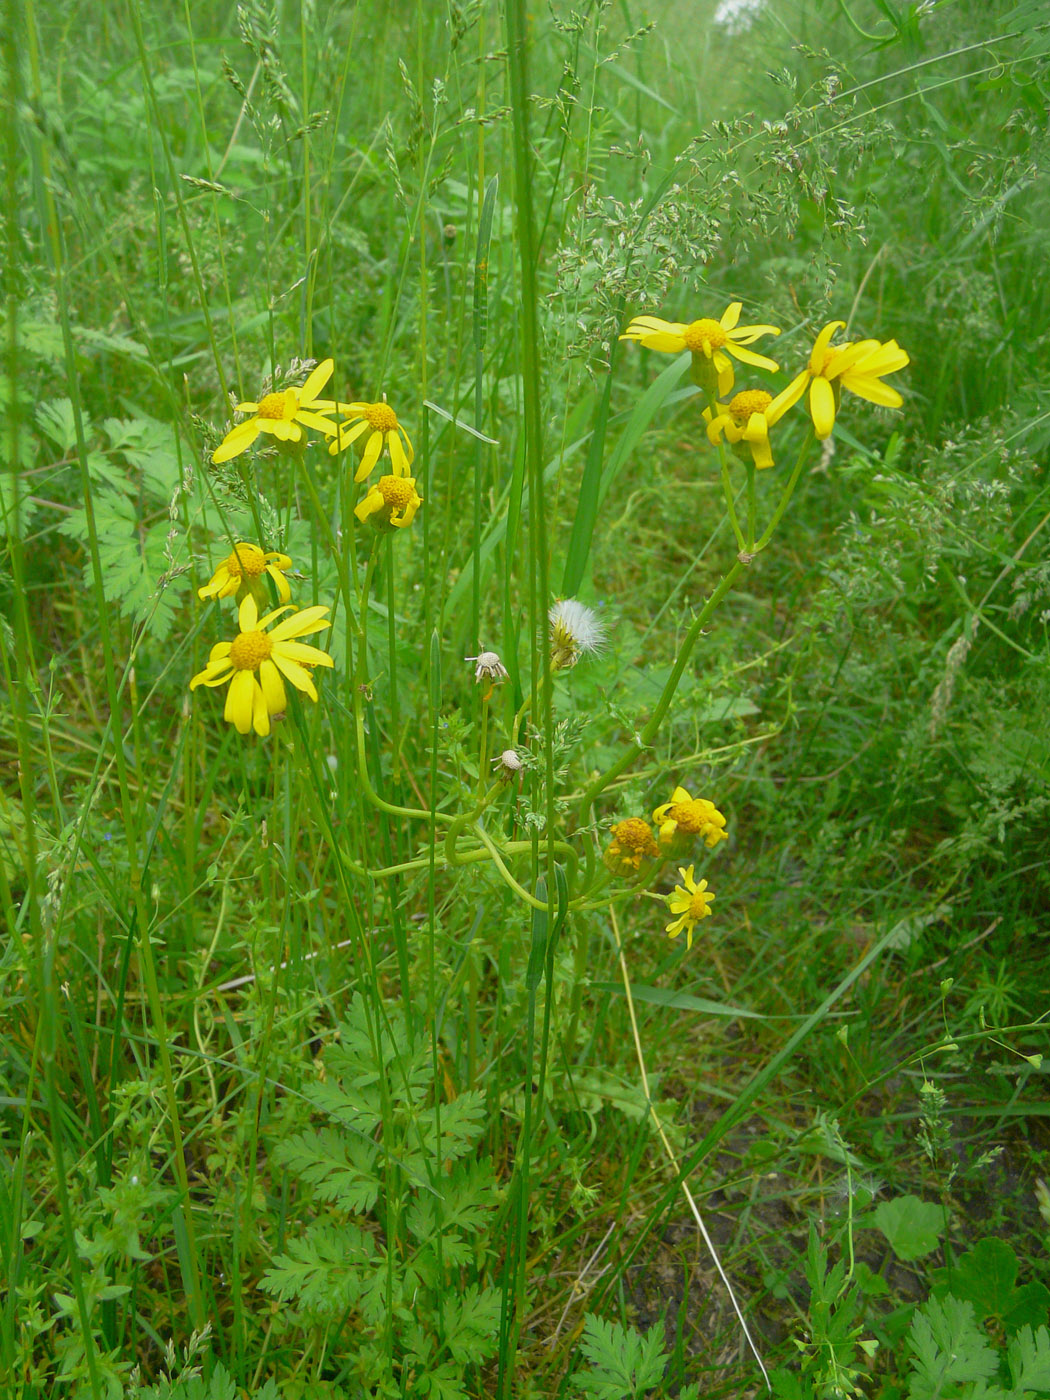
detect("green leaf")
[571,1315,669,1400]
[36,397,90,453]
[1007,1324,1050,1393]
[906,1295,998,1400]
[930,1238,1050,1333]
[871,1195,945,1261]
[592,979,764,1019]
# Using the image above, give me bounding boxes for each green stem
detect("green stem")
[577,558,747,820]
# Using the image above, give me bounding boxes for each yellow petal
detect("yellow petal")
[809,320,846,373]
[726,343,779,373]
[809,377,836,439]
[273,639,335,668]
[258,658,286,714]
[212,418,262,464]
[729,322,781,344]
[225,670,255,734]
[296,409,340,435]
[631,329,688,353]
[744,414,774,469]
[251,677,271,736]
[299,358,334,402]
[355,486,383,522]
[388,431,409,476]
[269,605,331,641]
[355,432,383,482]
[767,372,809,423]
[265,564,291,604]
[841,375,904,409]
[271,651,319,700]
[238,594,259,631]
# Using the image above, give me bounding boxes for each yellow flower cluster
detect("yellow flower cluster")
[211,359,422,533]
[621,303,909,470]
[193,544,334,738]
[601,784,728,953]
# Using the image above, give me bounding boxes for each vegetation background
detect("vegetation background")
[2,0,1049,1396]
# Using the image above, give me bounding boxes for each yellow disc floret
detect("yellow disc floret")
[256,391,293,420]
[682,319,728,355]
[365,402,398,433]
[229,630,274,671]
[222,543,267,579]
[378,475,416,510]
[728,389,773,424]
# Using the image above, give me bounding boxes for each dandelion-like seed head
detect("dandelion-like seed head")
[549,598,606,671]
[494,749,524,781]
[467,651,509,685]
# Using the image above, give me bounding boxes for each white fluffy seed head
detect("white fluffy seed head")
[466,650,509,684]
[493,749,524,780]
[548,598,606,669]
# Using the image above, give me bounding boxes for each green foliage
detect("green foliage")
[569,1314,700,1400]
[259,996,501,1396]
[871,1195,946,1263]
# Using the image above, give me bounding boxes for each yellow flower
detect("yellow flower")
[703,380,806,470]
[189,594,334,737]
[197,542,294,606]
[652,785,728,855]
[603,818,660,877]
[665,865,715,949]
[787,321,910,439]
[212,360,340,463]
[620,303,780,397]
[354,474,422,531]
[329,400,414,481]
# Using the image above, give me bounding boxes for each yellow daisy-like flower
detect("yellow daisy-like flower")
[786,321,910,440]
[665,865,715,950]
[189,594,334,737]
[603,818,661,877]
[212,359,340,464]
[329,400,414,482]
[703,380,807,470]
[620,303,780,397]
[652,785,728,856]
[197,542,294,606]
[354,474,422,531]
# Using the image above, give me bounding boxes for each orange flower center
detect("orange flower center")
[683,319,727,355]
[223,543,266,579]
[229,630,274,671]
[688,892,711,919]
[257,391,293,421]
[611,818,658,854]
[365,402,398,432]
[378,475,416,509]
[729,389,772,424]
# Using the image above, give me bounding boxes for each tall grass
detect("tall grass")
[2,1,1049,1396]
